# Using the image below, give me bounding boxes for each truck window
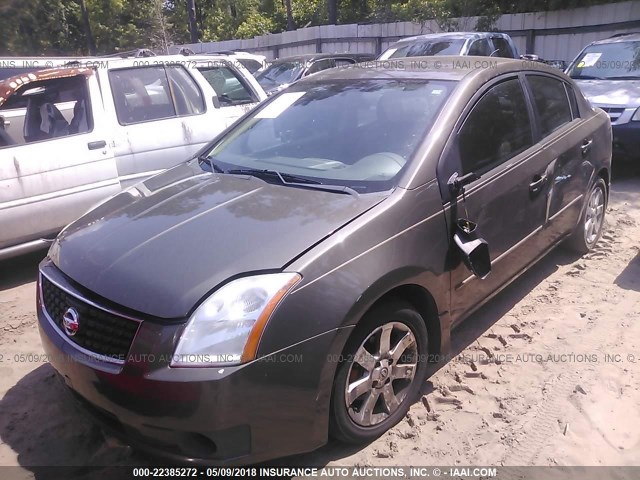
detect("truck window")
[491,37,514,58]
[0,75,93,147]
[110,67,176,125]
[468,39,492,56]
[166,66,205,116]
[197,65,257,106]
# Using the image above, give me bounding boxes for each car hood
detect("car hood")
[50,162,385,319]
[574,79,640,108]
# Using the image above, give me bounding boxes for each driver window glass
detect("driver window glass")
[198,65,256,106]
[109,66,175,125]
[458,78,533,174]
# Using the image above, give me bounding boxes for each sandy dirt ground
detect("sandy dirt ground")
[1,174,639,478]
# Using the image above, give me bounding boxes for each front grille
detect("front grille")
[41,275,140,361]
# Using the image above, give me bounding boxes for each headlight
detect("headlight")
[632,107,640,121]
[171,273,301,367]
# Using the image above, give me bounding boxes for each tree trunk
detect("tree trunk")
[284,0,295,31]
[328,0,337,24]
[186,0,199,43]
[78,0,96,55]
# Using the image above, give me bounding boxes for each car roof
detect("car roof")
[271,53,373,64]
[589,32,640,45]
[393,32,508,44]
[297,55,561,83]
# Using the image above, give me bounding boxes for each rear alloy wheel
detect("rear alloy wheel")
[329,300,428,443]
[565,177,607,254]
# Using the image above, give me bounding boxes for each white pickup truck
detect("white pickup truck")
[0,55,267,259]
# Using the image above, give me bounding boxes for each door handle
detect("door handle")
[529,174,547,194]
[581,138,593,157]
[88,140,107,150]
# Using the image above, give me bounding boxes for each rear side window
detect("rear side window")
[491,37,514,58]
[306,59,335,76]
[198,65,257,106]
[0,75,93,147]
[458,78,533,174]
[335,59,356,68]
[468,39,492,56]
[237,59,262,73]
[565,84,580,119]
[110,67,176,124]
[527,75,573,137]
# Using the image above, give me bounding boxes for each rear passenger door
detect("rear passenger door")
[524,74,591,245]
[104,65,215,189]
[439,75,551,321]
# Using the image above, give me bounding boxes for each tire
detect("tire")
[329,300,429,444]
[565,177,607,254]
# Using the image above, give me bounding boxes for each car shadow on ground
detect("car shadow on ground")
[0,249,47,291]
[615,252,640,292]
[267,247,581,467]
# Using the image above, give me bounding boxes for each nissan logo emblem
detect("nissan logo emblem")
[62,307,80,337]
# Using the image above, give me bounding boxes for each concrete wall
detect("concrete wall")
[173,1,640,62]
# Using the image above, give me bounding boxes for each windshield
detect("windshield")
[568,41,640,80]
[383,39,466,59]
[201,79,455,193]
[255,62,305,91]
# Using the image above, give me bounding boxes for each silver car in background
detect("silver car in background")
[379,32,519,60]
[566,32,640,162]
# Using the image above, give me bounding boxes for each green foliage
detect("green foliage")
[0,0,626,55]
[236,12,277,38]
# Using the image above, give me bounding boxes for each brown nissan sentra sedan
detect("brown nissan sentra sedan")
[37,57,611,464]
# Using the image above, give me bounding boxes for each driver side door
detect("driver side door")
[439,75,551,322]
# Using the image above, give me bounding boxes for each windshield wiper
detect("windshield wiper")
[227,168,319,184]
[198,155,224,173]
[226,168,359,196]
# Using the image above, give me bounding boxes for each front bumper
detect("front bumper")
[37,259,345,465]
[612,122,640,161]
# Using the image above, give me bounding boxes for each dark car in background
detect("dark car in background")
[255,52,375,95]
[37,57,610,465]
[378,32,519,60]
[567,32,640,161]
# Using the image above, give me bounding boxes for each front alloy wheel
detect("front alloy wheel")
[330,300,429,443]
[345,322,417,427]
